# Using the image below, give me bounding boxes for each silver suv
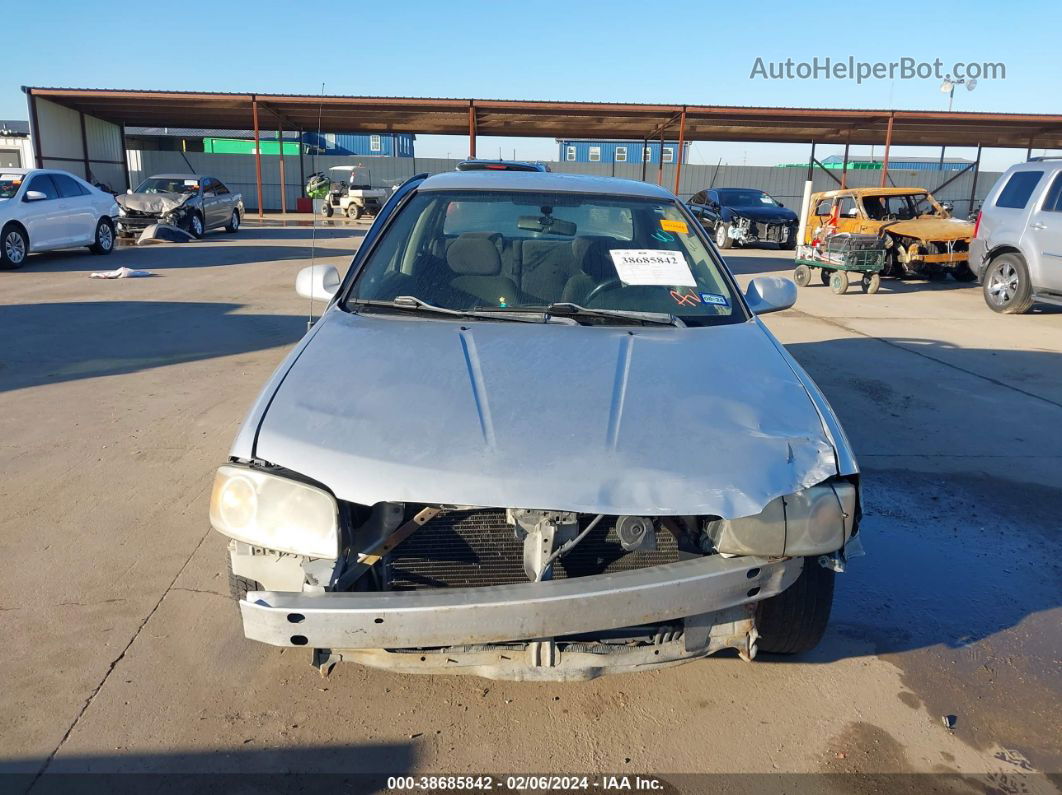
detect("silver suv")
[971,158,1062,313]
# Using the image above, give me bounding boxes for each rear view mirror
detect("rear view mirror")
[744,276,797,315]
[23,190,47,202]
[296,265,341,301]
[517,215,577,236]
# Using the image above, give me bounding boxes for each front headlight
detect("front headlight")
[209,465,339,559]
[118,207,127,217]
[705,480,857,557]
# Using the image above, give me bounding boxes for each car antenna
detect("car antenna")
[307,82,326,330]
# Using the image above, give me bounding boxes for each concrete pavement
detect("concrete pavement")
[0,230,1057,791]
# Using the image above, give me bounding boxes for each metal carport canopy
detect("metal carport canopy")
[22,87,1062,148]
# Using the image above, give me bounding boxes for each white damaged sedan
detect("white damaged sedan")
[212,170,861,680]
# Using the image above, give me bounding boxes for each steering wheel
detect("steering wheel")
[583,278,622,305]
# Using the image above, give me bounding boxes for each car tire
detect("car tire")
[829,270,849,294]
[793,264,812,286]
[89,218,115,255]
[755,557,835,655]
[347,204,362,220]
[0,224,28,270]
[185,212,205,239]
[227,554,262,605]
[225,210,240,234]
[322,202,334,218]
[983,253,1034,314]
[715,222,734,249]
[950,263,977,282]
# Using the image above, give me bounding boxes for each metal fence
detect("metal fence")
[127,150,1004,219]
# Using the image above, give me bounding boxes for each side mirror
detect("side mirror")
[296,264,340,300]
[940,201,954,213]
[23,190,47,202]
[744,276,797,315]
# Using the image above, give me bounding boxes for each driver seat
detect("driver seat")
[561,237,616,304]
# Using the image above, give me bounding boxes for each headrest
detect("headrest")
[447,234,502,276]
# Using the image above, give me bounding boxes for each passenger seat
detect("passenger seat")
[446,234,521,307]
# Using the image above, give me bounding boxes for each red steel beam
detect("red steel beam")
[674,107,687,195]
[468,102,477,159]
[252,96,264,219]
[880,113,895,188]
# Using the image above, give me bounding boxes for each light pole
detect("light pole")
[941,76,977,112]
[938,77,978,168]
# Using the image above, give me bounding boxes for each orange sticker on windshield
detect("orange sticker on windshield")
[660,219,689,234]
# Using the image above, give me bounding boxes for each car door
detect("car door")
[198,178,219,229]
[833,196,863,236]
[212,179,235,226]
[1020,170,1062,290]
[20,174,65,250]
[52,172,96,244]
[701,191,722,227]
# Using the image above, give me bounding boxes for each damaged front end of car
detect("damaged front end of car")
[115,192,196,237]
[214,463,860,681]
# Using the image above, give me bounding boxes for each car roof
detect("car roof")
[813,186,930,199]
[418,170,674,199]
[147,173,203,180]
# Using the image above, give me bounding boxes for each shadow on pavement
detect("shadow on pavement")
[0,227,363,273]
[0,743,415,791]
[0,301,306,393]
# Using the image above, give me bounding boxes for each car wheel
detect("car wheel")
[755,557,835,654]
[792,264,812,286]
[225,210,240,233]
[346,204,362,220]
[829,270,849,294]
[861,273,881,294]
[950,262,977,282]
[1,224,28,269]
[186,212,205,239]
[983,253,1034,314]
[819,267,832,286]
[322,202,334,218]
[715,222,733,249]
[89,218,115,255]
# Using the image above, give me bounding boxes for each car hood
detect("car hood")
[253,311,839,518]
[116,192,193,214]
[728,205,797,223]
[882,217,973,241]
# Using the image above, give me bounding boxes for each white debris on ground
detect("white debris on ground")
[89,267,156,279]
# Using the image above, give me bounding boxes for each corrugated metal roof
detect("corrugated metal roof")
[0,120,30,135]
[22,88,1062,148]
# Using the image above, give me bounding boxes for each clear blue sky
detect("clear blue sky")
[4,0,1059,170]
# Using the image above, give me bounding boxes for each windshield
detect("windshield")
[0,174,24,199]
[134,177,200,194]
[346,189,743,327]
[861,193,937,221]
[717,189,778,207]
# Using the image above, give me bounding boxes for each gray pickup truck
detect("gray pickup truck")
[116,173,243,238]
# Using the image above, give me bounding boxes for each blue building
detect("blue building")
[300,131,415,157]
[556,138,691,165]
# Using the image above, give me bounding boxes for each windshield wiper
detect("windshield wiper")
[544,303,685,327]
[351,296,556,323]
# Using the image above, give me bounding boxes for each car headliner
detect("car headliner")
[418,170,675,199]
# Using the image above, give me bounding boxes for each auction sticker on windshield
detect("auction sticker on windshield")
[610,249,696,287]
